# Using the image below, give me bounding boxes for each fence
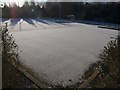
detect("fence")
[78,20,120,30]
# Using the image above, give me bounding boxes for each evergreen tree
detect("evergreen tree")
[2,3,10,18]
[21,1,31,18]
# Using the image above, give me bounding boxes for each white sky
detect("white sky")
[0,0,47,7]
[1,0,120,7]
[1,0,120,2]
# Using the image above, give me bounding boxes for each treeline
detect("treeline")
[2,2,120,24]
[2,1,45,18]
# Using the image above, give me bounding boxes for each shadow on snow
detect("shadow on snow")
[32,18,50,25]
[2,18,74,28]
[10,18,21,27]
[23,18,36,26]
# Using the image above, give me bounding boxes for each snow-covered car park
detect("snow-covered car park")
[2,18,118,86]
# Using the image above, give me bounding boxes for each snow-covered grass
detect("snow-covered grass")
[2,18,118,87]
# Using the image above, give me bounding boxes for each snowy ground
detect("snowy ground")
[2,18,118,87]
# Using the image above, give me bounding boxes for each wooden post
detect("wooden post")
[80,68,101,88]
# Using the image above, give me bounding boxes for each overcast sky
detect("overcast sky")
[1,0,120,2]
[0,0,119,7]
